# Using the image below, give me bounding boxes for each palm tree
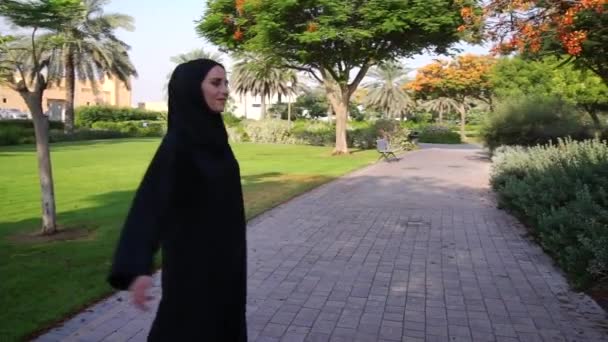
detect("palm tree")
[230,54,298,119]
[48,0,137,133]
[164,48,225,98]
[420,96,470,139]
[170,48,223,65]
[363,61,415,120]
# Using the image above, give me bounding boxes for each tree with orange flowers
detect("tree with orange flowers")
[478,0,608,85]
[198,0,480,154]
[406,54,496,139]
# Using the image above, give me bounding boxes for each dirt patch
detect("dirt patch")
[7,226,95,244]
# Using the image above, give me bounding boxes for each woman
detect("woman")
[108,59,247,341]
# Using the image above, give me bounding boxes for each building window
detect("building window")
[2,98,6,103]
[252,104,261,108]
[86,102,90,106]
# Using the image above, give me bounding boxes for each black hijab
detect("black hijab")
[167,58,228,148]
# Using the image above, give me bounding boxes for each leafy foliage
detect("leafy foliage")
[198,0,479,152]
[75,105,164,127]
[481,95,593,151]
[418,125,461,144]
[491,138,608,288]
[491,56,608,127]
[363,61,415,119]
[407,54,496,106]
[480,0,608,84]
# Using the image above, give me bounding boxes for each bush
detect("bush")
[242,119,296,144]
[0,119,64,130]
[466,108,488,126]
[491,139,608,288]
[238,119,416,150]
[292,122,335,146]
[226,125,248,143]
[223,113,243,127]
[0,125,29,145]
[481,96,593,151]
[418,125,461,144]
[91,121,166,137]
[0,120,65,145]
[76,106,164,127]
[410,111,434,124]
[49,129,131,142]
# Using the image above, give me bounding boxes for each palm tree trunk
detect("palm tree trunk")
[64,52,76,134]
[439,110,443,124]
[260,95,266,120]
[22,91,57,235]
[287,95,292,129]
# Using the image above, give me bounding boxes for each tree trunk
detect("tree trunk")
[260,95,266,120]
[287,97,292,129]
[64,52,75,134]
[439,111,443,124]
[459,108,466,142]
[324,82,349,154]
[23,92,57,235]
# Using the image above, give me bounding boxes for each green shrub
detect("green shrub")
[491,139,608,288]
[49,129,130,142]
[91,121,165,137]
[0,125,29,146]
[221,118,415,150]
[242,119,296,144]
[76,106,164,127]
[481,96,592,150]
[292,122,335,146]
[418,125,461,144]
[0,119,64,130]
[466,108,488,126]
[226,125,248,143]
[410,112,433,124]
[223,113,243,127]
[0,120,63,146]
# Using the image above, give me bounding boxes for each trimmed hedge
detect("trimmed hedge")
[226,119,416,151]
[418,125,462,144]
[0,119,64,130]
[76,105,165,127]
[491,138,608,289]
[91,121,166,137]
[0,120,165,146]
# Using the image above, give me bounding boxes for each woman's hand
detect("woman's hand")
[129,275,154,311]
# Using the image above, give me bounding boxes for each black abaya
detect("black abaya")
[108,59,247,341]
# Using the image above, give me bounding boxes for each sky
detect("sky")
[3,0,490,105]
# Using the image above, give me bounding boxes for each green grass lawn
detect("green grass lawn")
[0,138,378,341]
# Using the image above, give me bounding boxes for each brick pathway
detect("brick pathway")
[34,144,608,342]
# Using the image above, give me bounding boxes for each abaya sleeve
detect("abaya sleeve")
[107,135,177,290]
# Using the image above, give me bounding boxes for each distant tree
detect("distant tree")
[407,54,496,138]
[0,0,85,235]
[479,0,608,84]
[198,0,480,153]
[363,62,415,121]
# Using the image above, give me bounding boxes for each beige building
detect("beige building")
[0,76,132,121]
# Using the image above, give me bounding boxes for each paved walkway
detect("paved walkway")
[35,144,608,342]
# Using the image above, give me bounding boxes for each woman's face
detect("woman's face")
[201,65,229,113]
